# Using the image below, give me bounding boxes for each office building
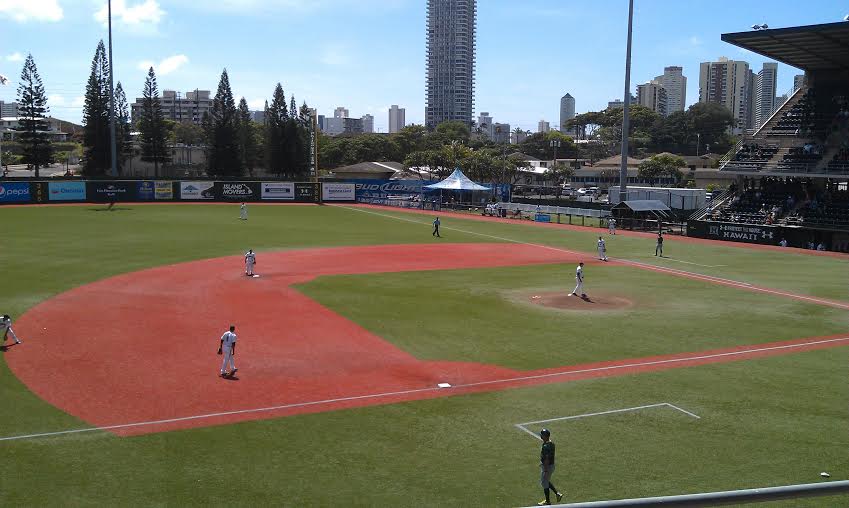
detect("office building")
[538,120,550,133]
[0,101,19,118]
[388,105,405,133]
[323,116,364,136]
[607,95,636,110]
[637,80,668,116]
[654,66,686,113]
[793,74,805,92]
[492,122,510,143]
[477,111,493,138]
[511,129,528,144]
[426,0,476,128]
[130,89,211,125]
[362,114,374,133]
[334,107,349,119]
[698,57,752,132]
[559,93,575,132]
[753,62,778,129]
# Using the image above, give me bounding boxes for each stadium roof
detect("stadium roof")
[721,22,849,72]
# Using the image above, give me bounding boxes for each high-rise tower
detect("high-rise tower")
[426,0,476,129]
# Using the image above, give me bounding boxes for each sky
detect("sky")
[0,0,845,132]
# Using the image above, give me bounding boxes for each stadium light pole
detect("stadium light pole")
[619,0,634,198]
[107,0,118,177]
[0,75,6,173]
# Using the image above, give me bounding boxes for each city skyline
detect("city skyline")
[0,1,843,133]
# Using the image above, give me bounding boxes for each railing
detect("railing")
[717,138,745,169]
[520,479,849,507]
[753,82,807,138]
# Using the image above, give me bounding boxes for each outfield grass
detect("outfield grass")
[1,203,847,507]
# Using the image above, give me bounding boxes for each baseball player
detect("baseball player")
[1,314,21,345]
[244,249,257,276]
[608,217,616,235]
[537,428,563,506]
[432,216,441,237]
[655,233,664,257]
[217,325,238,377]
[239,202,248,220]
[597,236,608,262]
[569,262,586,298]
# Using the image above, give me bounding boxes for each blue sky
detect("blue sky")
[0,0,844,132]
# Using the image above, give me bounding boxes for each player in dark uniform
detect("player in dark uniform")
[538,428,562,505]
[655,233,664,257]
[432,216,441,237]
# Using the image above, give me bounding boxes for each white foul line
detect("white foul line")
[515,403,700,441]
[1,336,844,443]
[338,205,849,310]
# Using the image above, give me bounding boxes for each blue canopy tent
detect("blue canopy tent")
[423,168,493,210]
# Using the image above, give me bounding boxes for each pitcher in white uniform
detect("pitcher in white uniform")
[239,202,248,220]
[217,325,238,377]
[569,262,586,298]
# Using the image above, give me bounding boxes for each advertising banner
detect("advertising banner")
[215,182,260,201]
[294,182,318,202]
[351,179,509,204]
[137,181,155,201]
[48,181,86,201]
[88,181,133,202]
[0,182,32,203]
[687,220,780,245]
[155,181,174,200]
[321,182,356,201]
[261,182,295,200]
[180,181,214,200]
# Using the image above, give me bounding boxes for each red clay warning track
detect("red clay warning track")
[7,243,849,437]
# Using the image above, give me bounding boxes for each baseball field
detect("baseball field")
[0,202,847,507]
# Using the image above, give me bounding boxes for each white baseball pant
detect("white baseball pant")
[221,346,236,374]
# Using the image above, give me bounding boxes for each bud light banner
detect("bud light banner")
[137,181,156,201]
[88,181,133,202]
[0,182,31,203]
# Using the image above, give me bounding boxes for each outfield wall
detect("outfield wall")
[0,181,358,205]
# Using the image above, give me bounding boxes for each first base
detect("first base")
[252,275,260,278]
[437,383,452,388]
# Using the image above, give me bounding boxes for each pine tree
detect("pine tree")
[206,69,242,176]
[15,54,52,177]
[265,83,288,176]
[299,101,311,127]
[139,67,169,177]
[82,41,111,175]
[290,96,297,120]
[114,81,133,173]
[237,98,257,176]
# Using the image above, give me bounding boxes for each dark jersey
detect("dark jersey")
[657,236,663,245]
[540,441,555,465]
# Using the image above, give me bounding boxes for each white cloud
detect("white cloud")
[6,52,25,62]
[95,0,164,27]
[319,44,351,66]
[247,98,266,110]
[137,54,189,76]
[0,0,63,22]
[48,94,66,106]
[72,96,86,108]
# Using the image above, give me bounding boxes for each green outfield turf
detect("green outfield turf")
[1,203,847,507]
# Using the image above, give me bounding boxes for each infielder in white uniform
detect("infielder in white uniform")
[608,217,616,235]
[569,262,586,298]
[239,202,248,220]
[217,325,238,377]
[245,249,257,276]
[597,236,608,262]
[1,314,21,345]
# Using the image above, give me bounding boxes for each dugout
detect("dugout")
[611,200,672,232]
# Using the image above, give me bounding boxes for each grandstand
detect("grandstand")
[689,21,849,252]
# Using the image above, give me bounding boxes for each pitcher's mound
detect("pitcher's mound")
[528,292,634,311]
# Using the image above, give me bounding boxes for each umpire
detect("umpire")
[537,428,563,505]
